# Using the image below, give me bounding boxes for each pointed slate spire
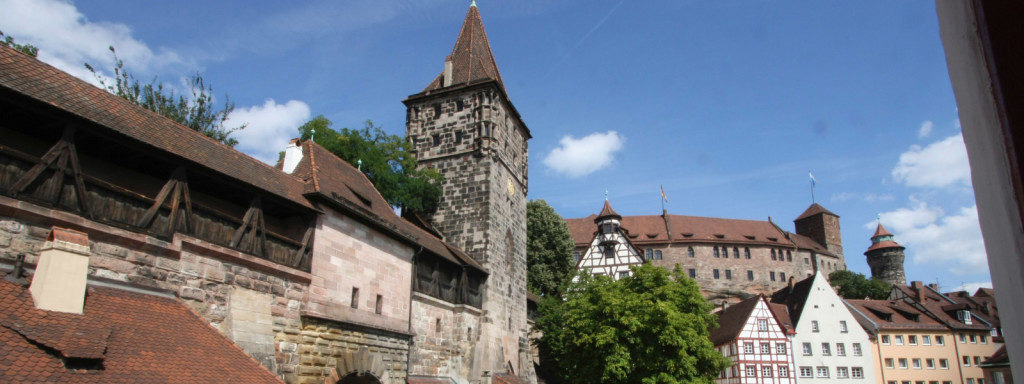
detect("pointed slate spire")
[423,3,505,92]
[595,200,622,222]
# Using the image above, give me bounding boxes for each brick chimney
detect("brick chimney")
[911,281,925,302]
[29,227,91,314]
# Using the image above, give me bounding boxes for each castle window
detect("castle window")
[654,250,662,260]
[351,287,360,309]
[771,249,777,260]
[432,134,441,146]
[455,131,464,144]
[713,269,720,279]
[779,272,786,280]
[722,247,728,258]
[456,99,464,111]
[725,270,732,280]
[433,104,441,117]
[714,248,720,258]
[573,251,581,262]
[804,258,810,264]
[747,270,754,281]
[375,295,383,314]
[688,247,695,258]
[688,269,696,279]
[787,251,792,261]
[744,247,751,258]
[770,271,776,281]
[733,247,739,258]
[645,249,653,259]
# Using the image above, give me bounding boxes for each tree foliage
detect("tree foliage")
[526,199,575,297]
[0,31,38,57]
[85,47,244,146]
[297,116,444,214]
[828,270,892,300]
[536,264,731,384]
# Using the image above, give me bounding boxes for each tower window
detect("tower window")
[375,295,383,314]
[725,270,732,280]
[771,249,777,260]
[770,272,776,281]
[688,247,694,258]
[351,287,360,309]
[456,99,464,111]
[787,250,792,261]
[433,104,441,116]
[713,269,720,279]
[747,270,754,281]
[455,131,464,144]
[432,134,441,146]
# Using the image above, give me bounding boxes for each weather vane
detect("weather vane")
[604,189,609,201]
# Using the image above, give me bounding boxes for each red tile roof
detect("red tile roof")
[866,240,904,252]
[768,302,795,334]
[291,141,485,273]
[846,299,948,331]
[0,45,314,211]
[421,4,504,93]
[709,295,761,345]
[494,372,528,384]
[795,203,838,221]
[0,278,284,383]
[595,200,621,221]
[872,223,893,238]
[769,274,815,327]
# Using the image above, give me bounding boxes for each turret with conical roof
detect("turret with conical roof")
[865,222,907,285]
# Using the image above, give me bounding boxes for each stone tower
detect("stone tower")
[794,203,845,267]
[403,3,534,381]
[865,222,907,286]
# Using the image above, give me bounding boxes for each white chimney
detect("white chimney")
[443,58,454,87]
[282,139,304,174]
[29,227,91,314]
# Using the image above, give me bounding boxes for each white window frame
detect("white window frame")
[840,320,848,333]
[836,342,846,356]
[799,367,813,378]
[837,367,849,378]
[816,366,830,378]
[853,343,862,356]
[811,320,820,332]
[802,342,812,356]
[852,367,864,379]
[743,342,754,354]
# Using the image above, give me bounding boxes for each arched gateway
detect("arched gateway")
[324,346,388,384]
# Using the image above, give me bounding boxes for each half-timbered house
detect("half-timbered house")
[573,200,645,280]
[710,295,796,384]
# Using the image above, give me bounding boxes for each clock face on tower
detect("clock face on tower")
[507,177,514,196]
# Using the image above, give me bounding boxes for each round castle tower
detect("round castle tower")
[864,222,906,286]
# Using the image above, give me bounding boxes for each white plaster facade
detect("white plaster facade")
[789,273,877,384]
[575,215,644,280]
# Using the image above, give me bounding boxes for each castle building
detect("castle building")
[710,295,796,384]
[402,2,533,381]
[573,200,644,280]
[865,222,907,286]
[565,202,846,300]
[0,3,536,384]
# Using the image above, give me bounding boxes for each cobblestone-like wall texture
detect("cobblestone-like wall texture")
[288,317,411,384]
[409,293,482,383]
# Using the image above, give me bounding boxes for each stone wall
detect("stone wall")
[409,293,482,383]
[289,316,411,384]
[866,247,907,286]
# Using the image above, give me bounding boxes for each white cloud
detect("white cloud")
[544,131,624,178]
[891,133,972,188]
[226,100,312,164]
[0,0,185,85]
[868,202,988,274]
[952,281,992,294]
[831,192,894,203]
[918,120,934,138]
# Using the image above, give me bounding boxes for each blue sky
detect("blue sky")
[0,0,989,292]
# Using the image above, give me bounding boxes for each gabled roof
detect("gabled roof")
[795,203,838,221]
[0,278,283,383]
[769,274,816,327]
[0,45,314,211]
[981,346,1009,367]
[291,141,485,273]
[421,4,504,93]
[709,296,762,345]
[768,302,795,334]
[846,299,947,331]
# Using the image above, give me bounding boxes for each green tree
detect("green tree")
[527,199,575,297]
[828,270,892,300]
[536,264,731,384]
[0,31,39,57]
[85,47,244,146]
[297,116,443,214]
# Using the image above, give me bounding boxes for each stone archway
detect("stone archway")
[322,346,389,384]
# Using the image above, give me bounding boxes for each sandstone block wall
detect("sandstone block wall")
[409,293,483,383]
[288,317,411,384]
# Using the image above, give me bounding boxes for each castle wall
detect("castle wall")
[866,248,907,286]
[408,292,483,383]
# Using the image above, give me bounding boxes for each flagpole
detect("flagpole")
[810,179,815,203]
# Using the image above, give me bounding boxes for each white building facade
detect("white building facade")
[712,296,796,384]
[574,200,644,280]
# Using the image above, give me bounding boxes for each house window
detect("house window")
[688,269,696,279]
[573,251,581,262]
[760,343,771,354]
[744,247,751,258]
[778,366,789,378]
[802,343,812,356]
[885,358,894,368]
[882,335,891,344]
[746,365,757,377]
[853,343,862,356]
[787,250,792,261]
[688,247,695,258]
[837,367,849,378]
[747,270,754,281]
[733,246,739,258]
[895,335,904,345]
[960,334,967,343]
[645,249,653,259]
[799,367,813,378]
[351,287,360,309]
[836,343,846,356]
[757,319,768,331]
[713,269,720,279]
[779,272,786,280]
[714,248,720,258]
[939,359,948,369]
[899,358,908,369]
[926,358,935,369]
[618,271,629,280]
[375,294,383,314]
[909,335,918,345]
[725,270,732,280]
[980,335,987,343]
[913,358,922,369]
[852,367,864,379]
[974,356,982,365]
[840,320,848,333]
[743,342,754,354]
[821,343,831,356]
[762,365,773,377]
[776,343,786,355]
[922,335,931,345]
[816,366,829,378]
[603,246,615,258]
[653,250,662,260]
[936,335,945,345]
[811,320,819,332]
[970,334,977,343]
[770,271,776,281]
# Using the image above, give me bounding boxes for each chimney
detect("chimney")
[928,283,939,291]
[911,281,925,302]
[443,57,454,87]
[29,227,91,314]
[282,139,303,174]
[788,276,796,292]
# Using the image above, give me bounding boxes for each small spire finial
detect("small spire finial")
[357,159,363,172]
[604,189,609,201]
[470,0,477,7]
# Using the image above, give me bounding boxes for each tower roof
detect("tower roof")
[873,223,893,238]
[595,200,622,222]
[795,203,838,221]
[867,223,903,252]
[422,4,504,93]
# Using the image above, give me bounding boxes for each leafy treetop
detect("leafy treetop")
[535,264,731,384]
[526,199,576,297]
[0,31,38,57]
[828,270,892,300]
[297,116,444,215]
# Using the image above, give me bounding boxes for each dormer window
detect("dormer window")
[957,310,973,325]
[600,223,616,234]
